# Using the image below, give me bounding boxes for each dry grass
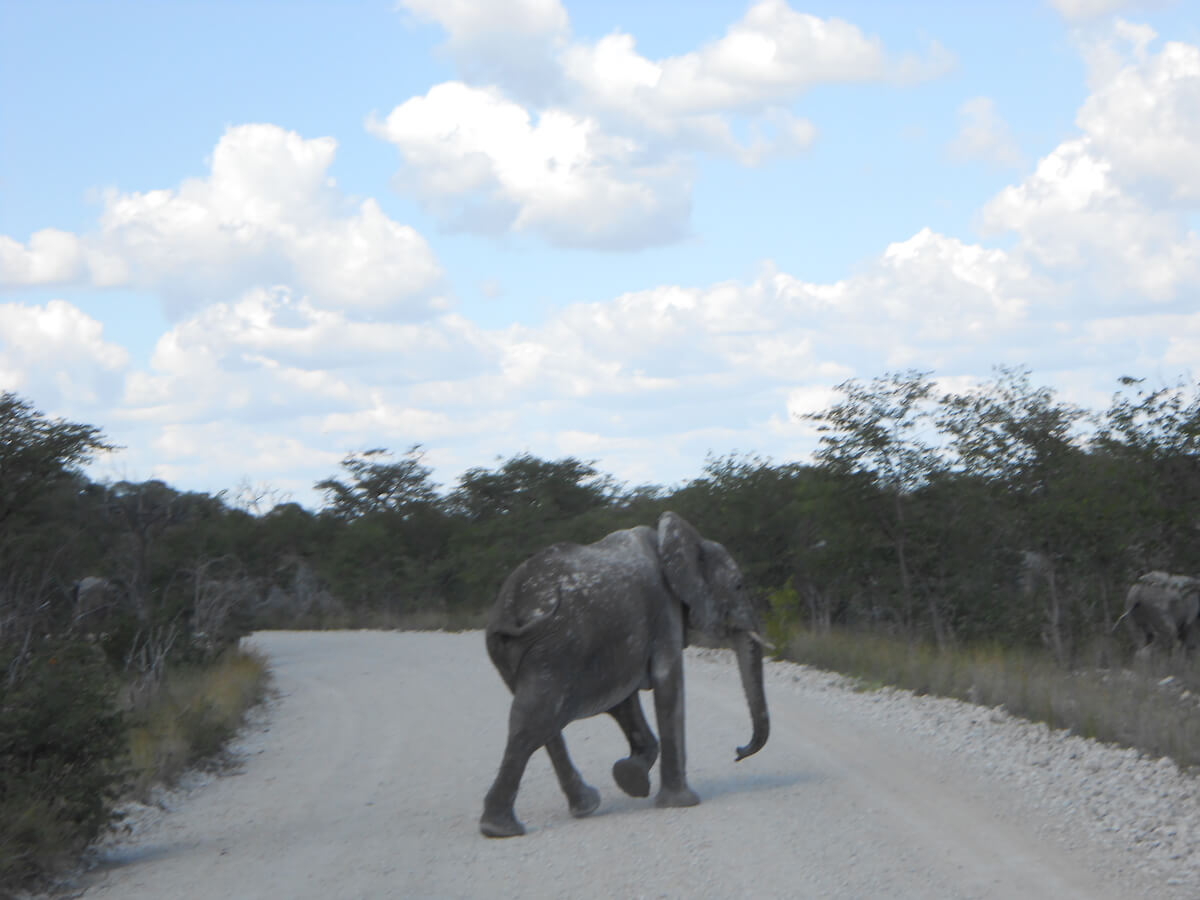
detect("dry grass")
[125,647,270,795]
[780,628,1200,769]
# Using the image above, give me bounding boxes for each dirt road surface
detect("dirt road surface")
[79,631,1166,899]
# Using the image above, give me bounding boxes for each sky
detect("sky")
[1,0,1198,510]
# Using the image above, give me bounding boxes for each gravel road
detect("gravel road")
[77,630,1200,899]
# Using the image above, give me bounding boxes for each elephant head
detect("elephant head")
[1118,571,1200,654]
[657,511,769,760]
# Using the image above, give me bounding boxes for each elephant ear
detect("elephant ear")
[657,511,720,633]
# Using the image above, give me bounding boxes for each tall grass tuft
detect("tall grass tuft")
[125,647,270,795]
[780,628,1200,769]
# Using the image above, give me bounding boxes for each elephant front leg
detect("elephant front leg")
[607,693,659,797]
[544,733,601,818]
[650,655,700,808]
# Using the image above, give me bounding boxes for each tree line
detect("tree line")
[3,367,1200,677]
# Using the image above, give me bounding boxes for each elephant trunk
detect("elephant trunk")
[732,629,769,761]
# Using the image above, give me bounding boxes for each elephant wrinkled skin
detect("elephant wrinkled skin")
[479,511,769,838]
[1117,571,1200,654]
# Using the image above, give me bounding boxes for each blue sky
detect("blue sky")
[2,0,1198,508]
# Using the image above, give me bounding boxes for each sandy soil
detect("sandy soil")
[75,630,1172,899]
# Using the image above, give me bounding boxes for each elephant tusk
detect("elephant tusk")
[747,630,776,652]
[1111,609,1130,634]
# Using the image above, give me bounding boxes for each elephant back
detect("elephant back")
[1130,572,1200,610]
[487,529,658,637]
[1124,572,1200,649]
[487,544,576,637]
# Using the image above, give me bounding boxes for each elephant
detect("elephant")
[71,576,117,625]
[479,511,770,838]
[1115,571,1200,654]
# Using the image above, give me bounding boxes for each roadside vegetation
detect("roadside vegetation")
[124,648,269,797]
[1,366,1198,889]
[0,395,268,895]
[774,627,1200,769]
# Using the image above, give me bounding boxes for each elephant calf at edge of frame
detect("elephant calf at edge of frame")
[479,511,770,838]
[1115,571,1200,655]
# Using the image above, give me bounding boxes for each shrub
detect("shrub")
[764,582,801,652]
[0,638,125,889]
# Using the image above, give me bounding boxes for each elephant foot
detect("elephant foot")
[480,810,526,838]
[612,757,652,797]
[568,783,601,818]
[655,785,700,808]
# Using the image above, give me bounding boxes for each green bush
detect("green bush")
[0,638,125,890]
[764,582,801,652]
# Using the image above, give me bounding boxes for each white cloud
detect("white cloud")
[565,2,951,120]
[378,1,952,247]
[2,125,445,320]
[862,229,1034,338]
[0,229,125,286]
[1076,24,1200,205]
[1080,311,1198,374]
[369,83,692,248]
[948,97,1023,168]
[785,384,842,422]
[400,0,567,47]
[568,2,954,153]
[475,234,1034,409]
[99,219,1045,502]
[985,140,1199,301]
[561,29,824,164]
[110,285,509,498]
[982,23,1200,304]
[0,229,85,284]
[126,421,342,502]
[1048,0,1155,21]
[0,300,129,410]
[399,0,568,102]
[126,286,492,420]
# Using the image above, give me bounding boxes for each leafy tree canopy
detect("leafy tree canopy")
[315,446,439,519]
[0,392,116,529]
[450,454,617,521]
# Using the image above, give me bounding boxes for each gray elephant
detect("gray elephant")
[1116,571,1200,654]
[480,511,770,838]
[71,576,117,625]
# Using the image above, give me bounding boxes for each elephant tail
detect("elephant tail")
[488,582,562,638]
[486,584,563,691]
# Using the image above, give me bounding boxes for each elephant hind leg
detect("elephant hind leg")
[544,733,600,818]
[481,690,563,838]
[480,734,535,838]
[607,693,659,798]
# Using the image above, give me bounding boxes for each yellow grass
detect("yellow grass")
[780,627,1200,769]
[125,647,270,794]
